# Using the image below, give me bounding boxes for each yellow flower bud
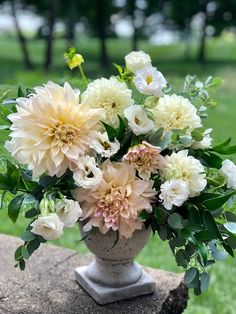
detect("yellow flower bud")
[67,54,84,70]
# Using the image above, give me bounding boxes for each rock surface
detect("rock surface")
[0,234,188,314]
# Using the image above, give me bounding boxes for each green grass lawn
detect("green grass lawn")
[0,36,236,314]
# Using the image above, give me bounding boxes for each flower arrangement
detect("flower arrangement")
[1,49,236,296]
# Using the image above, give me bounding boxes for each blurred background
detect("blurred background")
[0,1,236,313]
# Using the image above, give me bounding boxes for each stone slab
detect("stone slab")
[0,234,188,314]
[75,266,156,304]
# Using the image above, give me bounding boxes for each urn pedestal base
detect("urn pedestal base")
[75,263,155,305]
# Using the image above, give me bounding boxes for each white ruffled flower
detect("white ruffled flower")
[151,94,202,133]
[90,131,120,157]
[159,179,190,210]
[81,77,134,127]
[134,66,167,97]
[72,156,102,188]
[124,105,154,135]
[55,198,82,228]
[191,128,213,150]
[125,51,151,73]
[5,81,103,178]
[161,150,207,197]
[30,213,64,240]
[220,159,236,189]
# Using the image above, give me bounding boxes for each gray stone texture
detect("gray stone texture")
[0,234,188,314]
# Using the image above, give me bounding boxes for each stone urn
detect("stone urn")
[75,223,156,304]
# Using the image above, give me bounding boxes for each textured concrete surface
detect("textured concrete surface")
[0,234,188,314]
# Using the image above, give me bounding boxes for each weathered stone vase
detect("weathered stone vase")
[75,223,156,304]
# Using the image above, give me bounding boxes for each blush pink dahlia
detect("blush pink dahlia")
[123,141,166,180]
[74,160,156,238]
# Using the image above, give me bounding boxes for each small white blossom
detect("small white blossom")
[191,128,213,150]
[55,198,82,227]
[159,179,190,210]
[220,159,236,189]
[125,51,151,73]
[124,105,154,136]
[90,132,120,157]
[72,156,102,188]
[134,66,167,97]
[30,213,64,240]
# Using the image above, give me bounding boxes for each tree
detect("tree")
[10,0,34,69]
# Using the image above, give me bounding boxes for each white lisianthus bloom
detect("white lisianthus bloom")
[191,128,213,150]
[134,66,167,97]
[90,132,120,157]
[159,179,190,210]
[124,105,154,136]
[161,150,207,197]
[5,81,104,178]
[30,213,64,240]
[72,155,102,188]
[81,77,134,127]
[151,94,202,133]
[55,198,82,228]
[220,159,236,189]
[125,51,151,73]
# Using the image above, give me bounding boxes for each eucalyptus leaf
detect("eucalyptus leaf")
[224,222,236,234]
[200,273,210,293]
[167,213,182,229]
[184,267,197,285]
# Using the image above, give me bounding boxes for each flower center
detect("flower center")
[146,75,153,85]
[53,123,78,145]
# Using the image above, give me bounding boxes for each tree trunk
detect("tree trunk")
[198,16,207,63]
[44,0,59,71]
[67,0,77,47]
[10,0,33,70]
[97,0,109,67]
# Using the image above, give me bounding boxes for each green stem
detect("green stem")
[79,64,88,86]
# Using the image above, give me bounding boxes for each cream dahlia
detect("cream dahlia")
[151,94,202,133]
[81,77,134,126]
[74,160,156,238]
[161,150,207,197]
[123,141,165,180]
[5,82,104,177]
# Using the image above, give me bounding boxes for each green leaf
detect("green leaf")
[27,238,41,255]
[19,259,26,271]
[184,267,198,285]
[148,127,164,144]
[225,211,236,223]
[25,208,40,219]
[21,231,36,242]
[189,207,202,226]
[17,86,25,97]
[117,115,126,141]
[226,234,236,249]
[200,272,210,293]
[191,129,204,141]
[14,246,23,261]
[212,138,231,153]
[201,152,223,169]
[154,207,168,225]
[202,191,235,210]
[158,226,168,241]
[195,230,215,241]
[175,249,188,267]
[21,246,30,259]
[167,213,183,229]
[8,195,25,223]
[101,121,117,141]
[113,63,123,76]
[202,210,223,241]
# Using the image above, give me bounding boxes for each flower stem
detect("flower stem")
[79,65,88,87]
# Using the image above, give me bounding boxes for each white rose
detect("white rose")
[191,128,213,150]
[220,159,236,189]
[159,179,190,210]
[125,51,151,73]
[55,199,82,228]
[30,213,64,240]
[90,131,120,158]
[124,105,154,136]
[134,66,167,97]
[72,155,102,188]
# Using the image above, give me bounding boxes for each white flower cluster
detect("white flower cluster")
[31,198,82,240]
